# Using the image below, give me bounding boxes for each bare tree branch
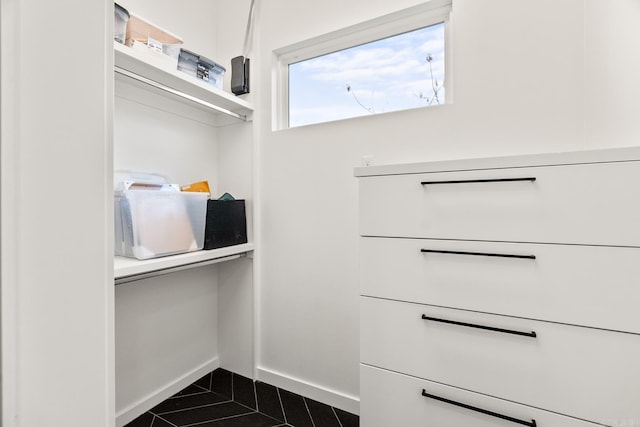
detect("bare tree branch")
[346,84,374,113]
[426,54,442,105]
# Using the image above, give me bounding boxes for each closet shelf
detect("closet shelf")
[114,243,254,285]
[114,42,253,125]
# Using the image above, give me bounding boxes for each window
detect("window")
[289,23,445,127]
[275,1,452,129]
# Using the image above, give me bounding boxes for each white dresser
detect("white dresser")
[356,148,640,427]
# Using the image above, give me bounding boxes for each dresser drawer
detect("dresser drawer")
[360,237,640,333]
[361,297,640,424]
[359,161,640,246]
[361,364,601,427]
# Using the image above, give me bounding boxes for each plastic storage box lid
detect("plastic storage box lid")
[114,170,171,191]
[114,3,129,19]
[179,48,226,73]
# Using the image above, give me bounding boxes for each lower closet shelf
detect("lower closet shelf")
[114,243,254,284]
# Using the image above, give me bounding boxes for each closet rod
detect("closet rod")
[114,66,248,122]
[115,254,244,285]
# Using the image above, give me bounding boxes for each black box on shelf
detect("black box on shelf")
[204,199,247,250]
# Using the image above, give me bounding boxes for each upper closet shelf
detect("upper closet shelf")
[114,42,253,125]
[114,243,254,285]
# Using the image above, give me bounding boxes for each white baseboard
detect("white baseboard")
[256,367,360,415]
[115,357,220,427]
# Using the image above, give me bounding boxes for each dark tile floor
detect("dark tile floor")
[125,369,359,427]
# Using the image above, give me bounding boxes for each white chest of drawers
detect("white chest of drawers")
[356,148,640,427]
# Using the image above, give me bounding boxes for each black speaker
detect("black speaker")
[231,56,250,95]
[204,199,247,250]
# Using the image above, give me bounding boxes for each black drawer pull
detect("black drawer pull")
[421,315,537,338]
[421,177,536,185]
[421,249,536,260]
[422,389,537,427]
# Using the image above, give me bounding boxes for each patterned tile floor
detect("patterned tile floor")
[125,369,359,427]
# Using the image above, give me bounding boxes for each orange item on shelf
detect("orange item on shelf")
[181,181,211,194]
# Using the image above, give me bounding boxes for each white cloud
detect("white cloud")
[295,37,444,85]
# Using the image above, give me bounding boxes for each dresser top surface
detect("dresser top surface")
[354,146,640,177]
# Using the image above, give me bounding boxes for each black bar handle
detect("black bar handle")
[421,249,536,260]
[421,177,536,185]
[422,389,537,427]
[421,315,537,338]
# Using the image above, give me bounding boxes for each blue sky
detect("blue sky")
[289,23,445,127]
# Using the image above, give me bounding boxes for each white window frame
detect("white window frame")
[273,0,453,130]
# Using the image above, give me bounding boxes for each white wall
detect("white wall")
[584,0,640,148]
[115,267,218,414]
[217,119,255,380]
[1,1,113,426]
[253,0,640,414]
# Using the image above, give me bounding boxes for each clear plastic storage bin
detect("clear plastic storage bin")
[115,187,208,260]
[114,3,130,44]
[178,49,226,89]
